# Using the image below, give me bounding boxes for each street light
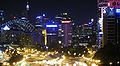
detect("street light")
[117,61,119,64]
[91,63,98,66]
[109,62,112,65]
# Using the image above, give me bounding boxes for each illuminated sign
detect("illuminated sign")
[116,9,120,13]
[62,21,71,23]
[109,0,120,8]
[46,25,58,27]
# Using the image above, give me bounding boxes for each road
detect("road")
[2,48,99,66]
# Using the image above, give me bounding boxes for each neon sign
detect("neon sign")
[116,9,120,13]
[46,25,58,27]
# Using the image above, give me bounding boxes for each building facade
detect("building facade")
[45,20,59,49]
[103,8,120,47]
[57,13,72,47]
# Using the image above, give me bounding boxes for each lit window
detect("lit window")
[61,35,64,36]
[58,41,62,44]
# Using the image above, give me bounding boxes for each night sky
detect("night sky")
[0,0,97,24]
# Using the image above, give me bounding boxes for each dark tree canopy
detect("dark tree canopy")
[93,43,120,65]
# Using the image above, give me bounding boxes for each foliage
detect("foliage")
[93,43,120,65]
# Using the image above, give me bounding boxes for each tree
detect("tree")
[93,43,120,65]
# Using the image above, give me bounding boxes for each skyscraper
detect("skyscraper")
[97,0,120,47]
[45,20,59,50]
[103,8,120,47]
[72,23,81,46]
[33,14,49,46]
[97,0,109,47]
[79,24,93,45]
[58,13,72,47]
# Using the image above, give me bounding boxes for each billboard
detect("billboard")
[46,25,58,27]
[109,0,120,8]
[116,8,120,13]
[98,0,109,7]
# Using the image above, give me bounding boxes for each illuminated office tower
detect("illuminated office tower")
[34,16,43,45]
[45,20,59,49]
[97,0,109,47]
[79,23,94,45]
[72,23,81,46]
[103,8,120,47]
[98,0,120,47]
[33,14,49,46]
[58,13,72,47]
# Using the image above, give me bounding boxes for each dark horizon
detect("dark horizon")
[0,0,97,24]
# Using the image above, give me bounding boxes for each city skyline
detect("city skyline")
[0,0,97,23]
[0,0,120,66]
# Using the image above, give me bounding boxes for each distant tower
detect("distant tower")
[21,1,30,20]
[59,13,72,47]
[26,2,30,11]
[26,1,30,19]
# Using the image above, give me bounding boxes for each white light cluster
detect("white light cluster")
[3,25,10,30]
[46,25,58,27]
